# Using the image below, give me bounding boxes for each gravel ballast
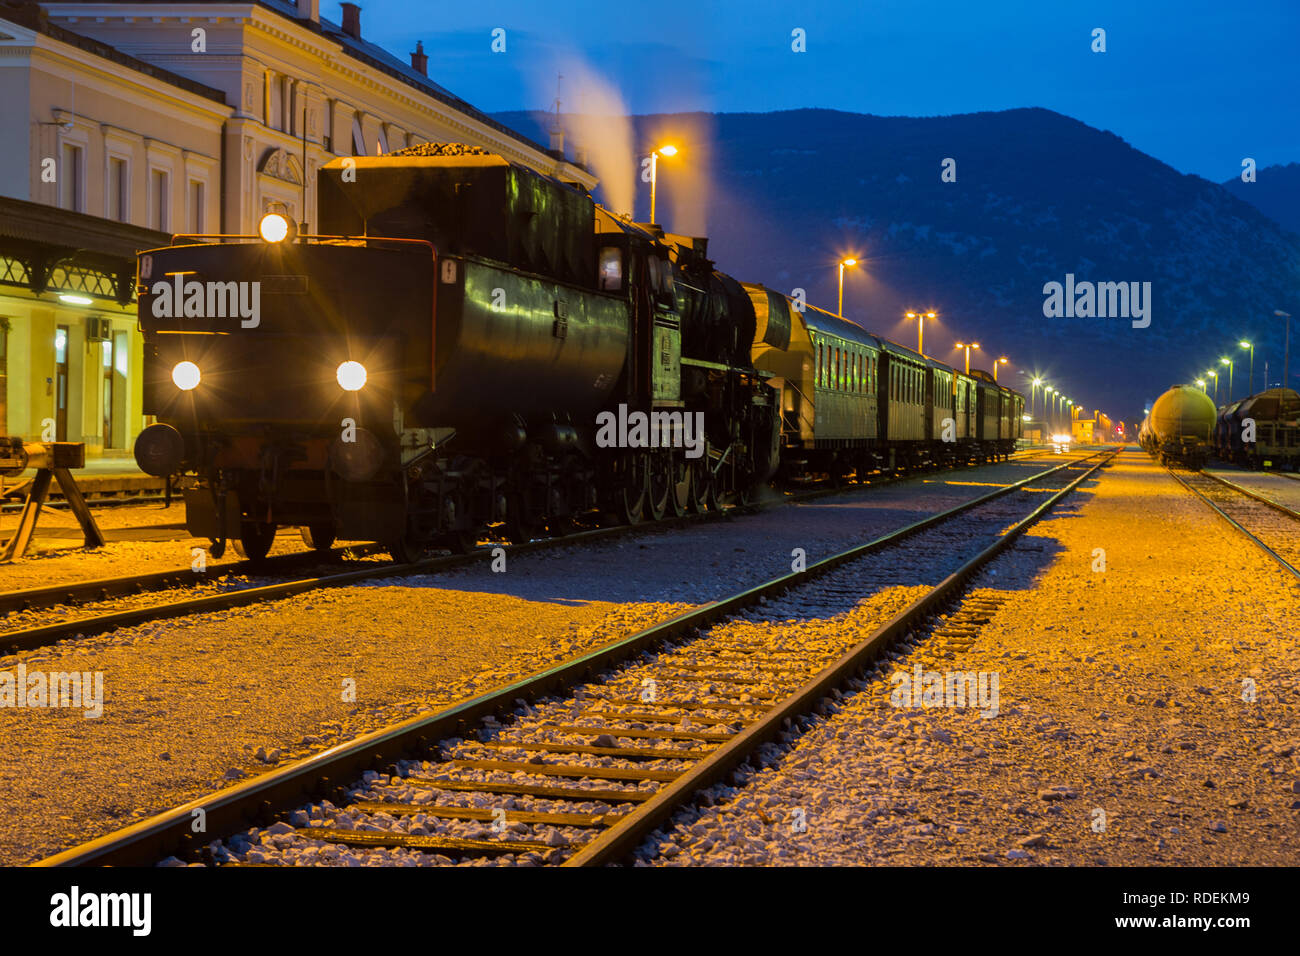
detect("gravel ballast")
[643,450,1300,866]
[0,456,1067,865]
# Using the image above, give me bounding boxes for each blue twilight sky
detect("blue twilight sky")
[330,0,1298,181]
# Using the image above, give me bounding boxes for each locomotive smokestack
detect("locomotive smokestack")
[340,2,361,39]
[410,40,428,76]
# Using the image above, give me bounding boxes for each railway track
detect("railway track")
[1168,468,1300,579]
[0,449,1055,655]
[34,447,1115,868]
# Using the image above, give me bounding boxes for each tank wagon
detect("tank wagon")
[1141,385,1217,469]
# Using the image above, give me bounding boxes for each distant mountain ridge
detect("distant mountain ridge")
[1221,162,1300,236]
[496,107,1300,421]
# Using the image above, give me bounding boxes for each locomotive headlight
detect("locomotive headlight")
[172,361,201,391]
[258,213,292,243]
[336,360,367,391]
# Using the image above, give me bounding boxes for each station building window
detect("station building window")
[61,143,84,213]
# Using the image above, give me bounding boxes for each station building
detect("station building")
[1,0,593,459]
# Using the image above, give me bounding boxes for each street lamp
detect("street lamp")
[1195,378,1206,392]
[1045,386,1055,428]
[993,356,1008,383]
[1220,356,1233,403]
[1031,377,1042,419]
[648,144,677,224]
[1239,341,1254,396]
[1206,369,1218,403]
[838,258,857,318]
[1275,310,1291,390]
[953,341,980,374]
[906,310,937,356]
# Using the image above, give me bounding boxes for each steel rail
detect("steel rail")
[0,450,1060,654]
[34,448,1110,868]
[0,543,382,617]
[1200,470,1300,519]
[565,449,1116,865]
[1166,469,1300,582]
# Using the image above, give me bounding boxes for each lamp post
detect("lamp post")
[1207,369,1218,403]
[1195,378,1206,393]
[1031,377,1042,420]
[1219,356,1234,403]
[648,144,677,224]
[954,341,980,374]
[1275,310,1291,390]
[906,310,936,356]
[1239,341,1254,396]
[1045,386,1055,429]
[837,258,856,318]
[993,357,1008,383]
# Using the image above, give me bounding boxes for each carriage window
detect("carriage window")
[598,247,624,291]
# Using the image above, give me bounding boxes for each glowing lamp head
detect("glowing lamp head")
[926,311,936,319]
[259,213,292,243]
[336,360,367,391]
[1239,340,1251,349]
[841,258,857,267]
[171,361,201,391]
[657,144,678,157]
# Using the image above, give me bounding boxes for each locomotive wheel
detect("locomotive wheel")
[687,463,708,514]
[700,470,721,512]
[234,521,276,562]
[614,458,647,525]
[386,529,426,564]
[505,495,542,543]
[299,523,337,553]
[646,456,671,522]
[669,459,691,517]
[436,530,477,555]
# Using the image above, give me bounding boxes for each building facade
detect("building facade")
[1,0,593,457]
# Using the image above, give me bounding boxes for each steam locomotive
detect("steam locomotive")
[133,143,1021,561]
